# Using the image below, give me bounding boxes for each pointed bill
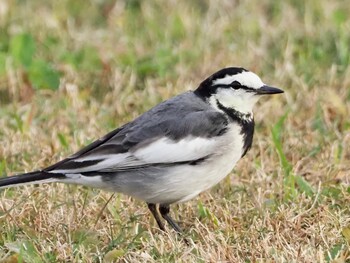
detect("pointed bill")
[256,85,284,95]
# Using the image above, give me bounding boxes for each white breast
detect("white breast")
[144,123,245,204]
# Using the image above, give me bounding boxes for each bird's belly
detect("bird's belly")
[170,148,242,203]
[128,127,245,204]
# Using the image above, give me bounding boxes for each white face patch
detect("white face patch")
[212,71,264,90]
[210,87,260,114]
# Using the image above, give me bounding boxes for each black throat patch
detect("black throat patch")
[216,100,255,158]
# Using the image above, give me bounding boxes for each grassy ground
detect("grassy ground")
[0,0,350,262]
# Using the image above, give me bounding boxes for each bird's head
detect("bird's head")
[195,67,284,114]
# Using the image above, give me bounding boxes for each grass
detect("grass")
[0,0,350,262]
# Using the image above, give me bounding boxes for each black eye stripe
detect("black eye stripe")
[239,86,256,92]
[211,84,256,92]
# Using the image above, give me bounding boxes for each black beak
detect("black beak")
[256,85,284,95]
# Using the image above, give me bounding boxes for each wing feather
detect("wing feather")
[46,93,229,174]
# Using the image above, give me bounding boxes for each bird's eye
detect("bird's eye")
[230,81,241,90]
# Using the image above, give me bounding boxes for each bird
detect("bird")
[0,67,283,233]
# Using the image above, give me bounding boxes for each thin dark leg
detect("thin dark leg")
[159,204,183,233]
[147,203,165,231]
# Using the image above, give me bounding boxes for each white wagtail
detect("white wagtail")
[0,67,283,233]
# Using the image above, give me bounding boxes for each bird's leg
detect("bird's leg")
[159,204,183,233]
[147,203,165,231]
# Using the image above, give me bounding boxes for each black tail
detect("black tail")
[0,171,65,189]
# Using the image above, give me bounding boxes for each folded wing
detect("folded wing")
[46,93,229,175]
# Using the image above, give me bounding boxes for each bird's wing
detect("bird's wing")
[45,93,229,174]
